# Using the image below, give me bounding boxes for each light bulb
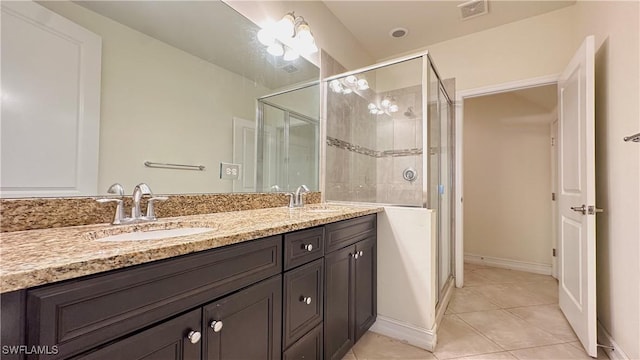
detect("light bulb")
[345,75,357,85]
[389,104,399,113]
[368,103,377,110]
[381,98,391,108]
[275,13,295,39]
[357,79,369,90]
[295,21,314,44]
[267,43,284,56]
[283,47,299,61]
[257,28,275,46]
[329,80,342,93]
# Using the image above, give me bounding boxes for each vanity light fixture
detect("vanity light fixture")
[257,12,318,60]
[329,75,369,94]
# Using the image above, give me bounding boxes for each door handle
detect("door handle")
[570,205,586,215]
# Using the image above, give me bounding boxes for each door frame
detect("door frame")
[453,74,560,288]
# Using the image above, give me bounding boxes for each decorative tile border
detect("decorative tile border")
[327,136,422,158]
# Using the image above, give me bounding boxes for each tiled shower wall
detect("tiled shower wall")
[326,85,424,206]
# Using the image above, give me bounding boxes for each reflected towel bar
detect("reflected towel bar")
[623,132,640,143]
[144,161,205,171]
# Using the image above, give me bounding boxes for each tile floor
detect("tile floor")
[342,263,608,360]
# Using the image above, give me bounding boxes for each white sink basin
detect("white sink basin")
[95,227,215,242]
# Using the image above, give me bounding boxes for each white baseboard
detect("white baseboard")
[598,320,630,360]
[369,315,436,352]
[464,253,552,275]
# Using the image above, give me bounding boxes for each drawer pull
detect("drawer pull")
[300,296,312,305]
[187,330,201,344]
[210,320,224,332]
[358,250,364,257]
[351,253,359,259]
[302,243,314,252]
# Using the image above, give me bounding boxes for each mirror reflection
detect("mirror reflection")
[0,0,320,198]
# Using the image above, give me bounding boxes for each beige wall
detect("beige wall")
[464,92,554,266]
[224,1,374,71]
[393,2,639,357]
[40,2,271,195]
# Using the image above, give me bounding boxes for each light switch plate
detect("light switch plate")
[220,162,241,180]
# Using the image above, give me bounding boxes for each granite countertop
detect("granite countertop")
[0,204,383,293]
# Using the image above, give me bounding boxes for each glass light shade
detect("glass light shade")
[345,75,357,85]
[283,47,299,61]
[329,80,342,93]
[368,103,377,110]
[298,38,318,55]
[370,108,378,114]
[381,98,391,108]
[342,88,353,94]
[357,79,369,90]
[295,22,314,44]
[275,13,295,39]
[267,42,284,56]
[376,109,385,115]
[389,104,399,113]
[257,28,275,46]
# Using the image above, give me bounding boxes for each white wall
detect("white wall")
[39,1,271,195]
[390,2,639,357]
[464,92,554,267]
[224,0,374,71]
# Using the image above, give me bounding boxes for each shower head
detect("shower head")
[404,106,416,118]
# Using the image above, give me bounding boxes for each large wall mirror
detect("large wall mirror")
[0,0,320,198]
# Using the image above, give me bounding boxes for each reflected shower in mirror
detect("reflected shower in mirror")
[0,0,319,198]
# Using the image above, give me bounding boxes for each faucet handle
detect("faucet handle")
[146,196,168,220]
[107,183,125,196]
[96,198,126,225]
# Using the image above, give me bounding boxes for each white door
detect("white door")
[0,1,101,197]
[557,35,597,357]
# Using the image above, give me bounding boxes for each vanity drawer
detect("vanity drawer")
[26,235,282,360]
[283,259,324,349]
[283,324,323,360]
[325,214,376,253]
[284,227,324,270]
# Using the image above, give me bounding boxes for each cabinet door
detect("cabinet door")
[75,309,201,360]
[283,259,323,348]
[324,245,355,360]
[203,276,282,360]
[354,237,377,341]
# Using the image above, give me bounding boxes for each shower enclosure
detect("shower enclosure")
[255,83,320,192]
[323,52,455,346]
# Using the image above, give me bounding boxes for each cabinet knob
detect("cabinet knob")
[358,250,364,257]
[302,243,313,252]
[300,296,312,305]
[187,330,201,344]
[210,320,224,332]
[352,253,359,259]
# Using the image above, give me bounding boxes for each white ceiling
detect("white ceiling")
[323,0,576,60]
[74,1,318,90]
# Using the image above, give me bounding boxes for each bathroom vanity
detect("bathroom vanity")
[0,206,380,360]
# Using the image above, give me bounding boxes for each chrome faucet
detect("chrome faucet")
[97,183,167,225]
[132,183,153,219]
[288,185,310,208]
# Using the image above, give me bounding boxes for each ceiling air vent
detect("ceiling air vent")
[458,0,488,20]
[281,64,299,73]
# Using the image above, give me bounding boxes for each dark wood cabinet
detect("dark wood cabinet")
[283,259,324,349]
[324,214,377,360]
[203,276,282,360]
[6,214,378,360]
[324,245,355,360]
[74,309,202,360]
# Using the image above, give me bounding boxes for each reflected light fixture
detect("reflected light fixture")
[369,96,399,116]
[257,12,318,61]
[329,75,369,95]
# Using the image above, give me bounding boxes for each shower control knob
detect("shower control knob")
[302,244,313,252]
